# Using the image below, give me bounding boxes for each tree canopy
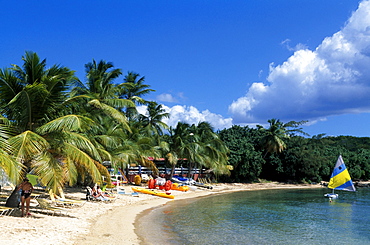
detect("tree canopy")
[0,51,369,189]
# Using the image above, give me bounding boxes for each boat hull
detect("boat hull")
[324,193,338,199]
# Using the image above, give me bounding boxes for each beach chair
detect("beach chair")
[36,198,69,216]
[85,186,94,201]
[86,186,104,202]
[48,190,78,208]
[0,194,9,202]
[0,206,14,216]
[86,186,116,202]
[57,187,86,207]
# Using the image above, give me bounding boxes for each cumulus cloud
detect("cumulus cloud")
[137,105,233,130]
[156,93,178,103]
[229,0,370,124]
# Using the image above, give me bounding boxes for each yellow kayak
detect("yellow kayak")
[131,187,175,199]
[171,183,189,192]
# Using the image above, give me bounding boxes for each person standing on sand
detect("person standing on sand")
[17,178,33,217]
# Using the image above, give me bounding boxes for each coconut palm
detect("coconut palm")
[259,119,309,158]
[102,120,161,174]
[166,122,229,179]
[0,52,106,191]
[0,51,77,131]
[195,122,229,176]
[69,60,134,130]
[34,115,106,188]
[120,72,155,120]
[139,102,169,137]
[259,118,288,158]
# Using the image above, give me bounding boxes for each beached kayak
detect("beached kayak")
[131,187,175,199]
[193,182,213,189]
[171,183,190,192]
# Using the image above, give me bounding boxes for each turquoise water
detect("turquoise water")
[136,188,370,245]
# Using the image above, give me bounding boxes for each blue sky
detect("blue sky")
[1,0,370,137]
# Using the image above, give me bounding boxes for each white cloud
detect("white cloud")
[162,105,233,130]
[137,104,233,130]
[156,93,178,103]
[229,0,370,124]
[281,39,308,52]
[136,105,147,115]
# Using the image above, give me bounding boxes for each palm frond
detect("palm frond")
[63,132,102,162]
[9,131,49,163]
[0,150,20,182]
[62,143,102,183]
[64,157,78,186]
[37,114,96,134]
[31,152,64,193]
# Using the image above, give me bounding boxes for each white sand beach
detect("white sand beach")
[1,183,324,245]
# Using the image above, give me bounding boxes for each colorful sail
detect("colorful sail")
[328,155,356,192]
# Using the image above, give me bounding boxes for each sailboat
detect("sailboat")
[324,155,356,199]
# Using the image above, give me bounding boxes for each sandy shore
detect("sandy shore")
[0,182,324,245]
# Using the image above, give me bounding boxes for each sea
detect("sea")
[136,188,370,245]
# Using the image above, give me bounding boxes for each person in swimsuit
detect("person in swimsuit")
[17,178,33,217]
[93,185,108,201]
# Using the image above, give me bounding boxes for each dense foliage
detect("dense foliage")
[1,52,369,189]
[0,52,230,191]
[218,125,370,183]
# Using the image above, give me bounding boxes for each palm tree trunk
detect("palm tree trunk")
[169,163,176,179]
[170,161,177,180]
[188,162,193,179]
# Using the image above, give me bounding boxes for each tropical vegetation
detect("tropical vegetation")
[218,124,370,183]
[0,52,230,191]
[0,52,369,192]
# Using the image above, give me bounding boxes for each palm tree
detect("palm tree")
[195,122,229,177]
[69,60,134,130]
[139,102,169,137]
[259,119,309,158]
[120,72,155,120]
[0,51,76,131]
[166,122,229,179]
[166,122,200,178]
[33,115,106,188]
[0,52,107,191]
[259,119,288,158]
[104,120,161,175]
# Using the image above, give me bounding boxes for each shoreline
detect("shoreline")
[1,182,325,245]
[72,182,323,245]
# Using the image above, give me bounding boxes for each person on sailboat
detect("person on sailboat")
[325,155,356,199]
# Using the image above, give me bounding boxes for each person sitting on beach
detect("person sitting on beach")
[17,178,33,217]
[93,185,109,201]
[91,185,98,196]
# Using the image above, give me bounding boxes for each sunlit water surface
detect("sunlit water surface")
[136,188,370,245]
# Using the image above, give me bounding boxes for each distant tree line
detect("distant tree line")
[218,121,370,183]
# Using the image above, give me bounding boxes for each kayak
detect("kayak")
[193,182,213,189]
[171,183,189,192]
[131,187,175,199]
